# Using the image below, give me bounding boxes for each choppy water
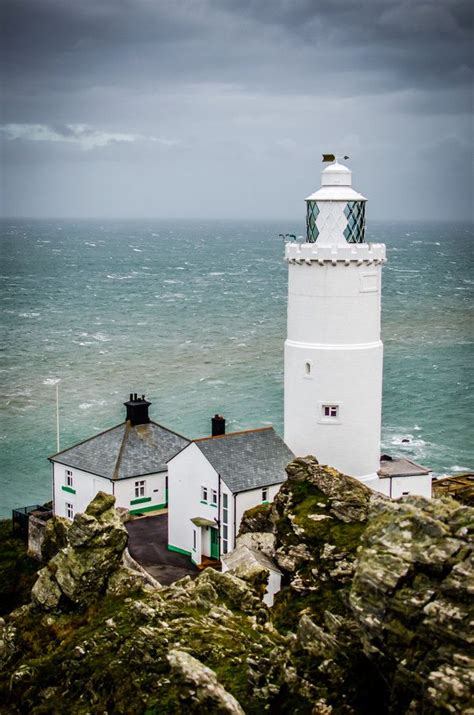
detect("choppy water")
[1,219,472,517]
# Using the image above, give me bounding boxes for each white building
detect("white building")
[284,157,432,498]
[167,421,294,565]
[50,395,189,519]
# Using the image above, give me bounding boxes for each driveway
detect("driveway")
[125,512,198,586]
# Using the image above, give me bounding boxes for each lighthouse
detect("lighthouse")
[283,157,386,486]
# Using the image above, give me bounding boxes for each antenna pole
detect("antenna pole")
[56,383,60,452]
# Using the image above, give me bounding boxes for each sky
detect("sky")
[1,0,473,220]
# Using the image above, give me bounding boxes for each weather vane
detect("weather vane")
[322,154,350,163]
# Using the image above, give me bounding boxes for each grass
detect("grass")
[0,519,39,616]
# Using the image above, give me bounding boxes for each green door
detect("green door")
[210,528,219,560]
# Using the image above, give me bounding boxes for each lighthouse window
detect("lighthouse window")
[305,362,311,376]
[343,201,366,244]
[306,201,320,243]
[323,405,338,418]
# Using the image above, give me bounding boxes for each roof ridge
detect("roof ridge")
[112,420,132,480]
[148,420,191,442]
[194,426,273,443]
[48,422,125,461]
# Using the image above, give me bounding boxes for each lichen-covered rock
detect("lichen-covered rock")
[235,531,276,558]
[32,491,129,610]
[350,494,474,714]
[1,461,473,715]
[239,502,273,534]
[41,515,70,562]
[167,649,245,713]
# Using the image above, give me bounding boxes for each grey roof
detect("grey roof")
[49,421,190,480]
[379,456,431,479]
[222,544,282,574]
[194,427,294,494]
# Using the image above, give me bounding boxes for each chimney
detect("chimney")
[124,394,151,426]
[212,414,226,437]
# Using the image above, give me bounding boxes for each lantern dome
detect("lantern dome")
[305,160,366,203]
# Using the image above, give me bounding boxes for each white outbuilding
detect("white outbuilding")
[167,419,294,566]
[49,395,189,519]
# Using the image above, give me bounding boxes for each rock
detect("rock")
[31,491,129,610]
[350,493,474,714]
[40,516,70,562]
[238,502,273,534]
[235,531,276,558]
[167,649,245,713]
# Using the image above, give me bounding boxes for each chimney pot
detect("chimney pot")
[124,394,151,426]
[211,414,226,437]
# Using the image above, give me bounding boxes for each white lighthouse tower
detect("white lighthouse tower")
[284,157,386,486]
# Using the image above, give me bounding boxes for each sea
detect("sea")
[1,219,472,518]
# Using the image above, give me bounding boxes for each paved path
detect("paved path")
[126,512,198,586]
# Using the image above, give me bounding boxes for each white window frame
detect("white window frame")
[134,480,146,498]
[201,486,208,503]
[262,487,268,502]
[66,502,74,519]
[319,402,342,424]
[211,489,218,506]
[65,469,73,487]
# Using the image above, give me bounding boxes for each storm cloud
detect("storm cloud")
[1,0,472,219]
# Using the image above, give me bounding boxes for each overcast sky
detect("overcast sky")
[1,0,472,220]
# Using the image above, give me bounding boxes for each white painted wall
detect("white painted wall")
[264,570,282,607]
[375,474,432,499]
[53,463,112,519]
[114,472,167,513]
[284,242,386,486]
[167,443,220,560]
[53,462,168,519]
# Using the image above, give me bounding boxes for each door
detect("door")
[210,527,219,560]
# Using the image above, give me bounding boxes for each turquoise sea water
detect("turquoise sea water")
[1,219,473,517]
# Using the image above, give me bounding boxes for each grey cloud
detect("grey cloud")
[1,0,472,220]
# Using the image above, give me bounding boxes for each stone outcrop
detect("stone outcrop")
[31,492,148,610]
[1,460,472,715]
[167,649,245,713]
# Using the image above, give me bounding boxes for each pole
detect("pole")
[56,383,60,452]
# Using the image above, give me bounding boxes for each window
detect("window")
[323,405,338,418]
[65,469,73,487]
[134,480,145,498]
[222,524,228,554]
[201,486,208,503]
[211,489,217,506]
[262,488,268,502]
[193,529,197,551]
[222,494,228,553]
[305,362,311,376]
[66,502,74,519]
[402,491,409,496]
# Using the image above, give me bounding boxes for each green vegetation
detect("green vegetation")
[0,520,38,615]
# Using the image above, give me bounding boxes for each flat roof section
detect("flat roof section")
[378,455,431,479]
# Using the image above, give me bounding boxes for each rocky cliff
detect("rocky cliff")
[0,459,472,714]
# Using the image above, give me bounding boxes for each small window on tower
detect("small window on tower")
[305,362,311,375]
[323,405,338,418]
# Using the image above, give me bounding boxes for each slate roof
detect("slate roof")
[194,427,294,494]
[378,456,431,479]
[49,421,190,480]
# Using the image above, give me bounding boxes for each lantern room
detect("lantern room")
[305,159,367,246]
